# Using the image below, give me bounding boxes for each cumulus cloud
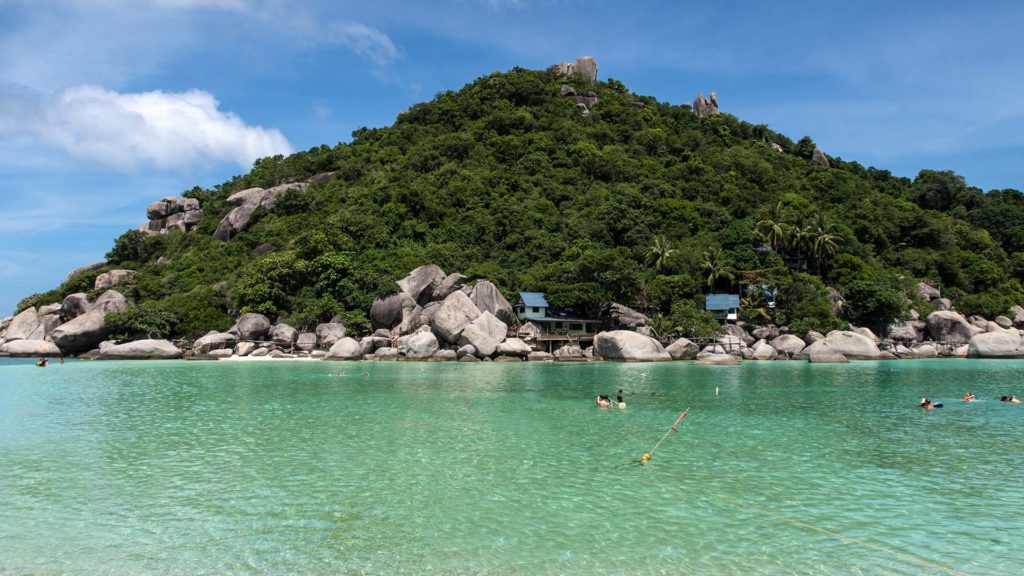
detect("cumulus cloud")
[323,20,402,65]
[1,85,292,171]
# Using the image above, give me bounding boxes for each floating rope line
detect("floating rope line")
[642,407,689,463]
[724,498,979,576]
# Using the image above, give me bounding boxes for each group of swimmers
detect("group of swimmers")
[596,389,627,409]
[919,393,1020,409]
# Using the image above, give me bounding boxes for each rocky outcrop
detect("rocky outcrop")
[528,351,554,361]
[722,324,754,347]
[431,291,481,344]
[370,293,409,330]
[469,281,514,325]
[324,337,362,360]
[140,196,203,234]
[593,330,671,361]
[695,353,740,365]
[926,311,977,345]
[0,339,62,357]
[5,307,45,341]
[1010,305,1024,328]
[771,334,807,355]
[98,339,182,359]
[94,269,135,291]
[607,303,650,333]
[554,345,585,361]
[433,273,468,301]
[213,183,308,241]
[63,262,106,285]
[92,290,130,314]
[270,323,298,348]
[666,337,699,360]
[397,329,440,359]
[916,282,941,301]
[804,330,880,360]
[751,342,778,360]
[887,320,920,342]
[193,331,237,354]
[236,313,271,341]
[995,316,1013,329]
[457,311,508,357]
[808,348,849,363]
[295,332,317,352]
[811,147,830,168]
[551,56,598,83]
[968,331,1023,358]
[692,92,719,117]
[51,311,108,354]
[496,338,532,356]
[397,265,446,305]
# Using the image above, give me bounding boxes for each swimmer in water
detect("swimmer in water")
[595,395,611,408]
[963,392,976,402]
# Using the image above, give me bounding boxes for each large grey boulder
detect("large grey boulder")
[916,344,938,358]
[469,281,515,325]
[751,325,780,341]
[593,330,671,361]
[1011,305,1024,328]
[94,269,135,291]
[926,311,978,345]
[751,342,778,360]
[397,265,446,305]
[853,327,878,342]
[457,311,508,357]
[315,323,346,348]
[607,303,650,332]
[433,273,468,301]
[92,290,130,314]
[695,353,740,365]
[270,323,298,348]
[63,262,106,285]
[968,331,1023,358]
[430,291,481,344]
[916,282,941,301]
[0,339,62,357]
[62,293,92,320]
[554,345,585,361]
[552,56,598,83]
[770,334,807,355]
[295,332,317,352]
[808,349,849,363]
[887,321,920,342]
[51,311,108,354]
[99,339,182,359]
[666,338,699,360]
[397,329,440,359]
[995,316,1013,330]
[6,308,44,342]
[803,330,880,360]
[692,93,719,117]
[324,337,362,360]
[236,313,271,341]
[804,331,825,345]
[496,338,532,357]
[933,298,953,311]
[369,293,407,330]
[373,347,400,360]
[811,147,830,168]
[142,196,204,234]
[193,331,237,354]
[211,186,303,241]
[722,324,754,346]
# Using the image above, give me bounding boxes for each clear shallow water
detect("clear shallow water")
[1,358,1022,575]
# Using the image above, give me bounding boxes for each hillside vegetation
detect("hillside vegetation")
[20,66,1024,339]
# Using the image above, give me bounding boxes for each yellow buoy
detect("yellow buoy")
[642,453,651,462]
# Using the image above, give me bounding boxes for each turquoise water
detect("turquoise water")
[1,358,1022,575]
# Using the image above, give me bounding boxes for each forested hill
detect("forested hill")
[19,63,1024,339]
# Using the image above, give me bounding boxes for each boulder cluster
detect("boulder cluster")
[186,312,346,360]
[551,56,598,83]
[692,92,719,117]
[559,84,599,117]
[140,196,203,234]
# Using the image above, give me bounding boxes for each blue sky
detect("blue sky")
[2,0,1023,315]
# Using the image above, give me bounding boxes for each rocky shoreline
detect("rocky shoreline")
[4,264,1024,364]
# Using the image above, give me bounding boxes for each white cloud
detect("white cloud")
[1,85,292,171]
[322,20,401,65]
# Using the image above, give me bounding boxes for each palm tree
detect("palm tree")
[755,202,790,254]
[646,236,677,275]
[788,216,813,271]
[703,247,734,291]
[813,213,842,274]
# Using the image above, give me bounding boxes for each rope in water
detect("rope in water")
[642,407,688,462]
[725,498,976,576]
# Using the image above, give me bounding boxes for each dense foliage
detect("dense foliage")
[26,67,1024,338]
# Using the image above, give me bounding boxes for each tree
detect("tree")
[703,248,734,292]
[812,213,842,275]
[646,235,677,274]
[669,299,721,338]
[842,280,908,334]
[755,202,790,253]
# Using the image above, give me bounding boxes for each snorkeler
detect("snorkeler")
[918,398,943,410]
[963,392,976,402]
[1001,395,1021,404]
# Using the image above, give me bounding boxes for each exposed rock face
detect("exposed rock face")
[554,345,585,361]
[212,183,308,241]
[808,349,849,363]
[751,325,780,341]
[430,291,481,344]
[432,349,457,361]
[62,293,91,319]
[607,303,650,332]
[469,281,515,325]
[916,344,938,358]
[1011,305,1024,327]
[552,56,598,83]
[751,342,778,360]
[934,298,953,311]
[315,323,346,348]
[397,265,446,305]
[770,142,784,153]
[771,334,807,355]
[433,273,468,301]
[324,337,362,360]
[887,321,920,342]
[804,331,825,345]
[99,339,182,359]
[804,330,880,360]
[193,331,237,354]
[51,311,108,354]
[457,311,508,357]
[496,338,532,356]
[141,196,204,234]
[528,351,554,361]
[397,330,440,359]
[6,308,44,342]
[853,327,878,342]
[695,353,740,365]
[926,311,977,345]
[270,324,298,348]
[722,324,754,347]
[373,347,400,360]
[692,93,719,117]
[968,331,1023,358]
[811,147,830,168]
[236,313,271,341]
[0,339,62,357]
[295,332,317,352]
[63,262,106,285]
[559,85,576,97]
[995,316,1013,329]
[593,330,671,361]
[92,290,130,314]
[666,337,699,360]
[370,293,410,330]
[94,270,135,291]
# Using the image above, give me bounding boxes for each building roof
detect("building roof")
[518,292,549,308]
[529,317,602,324]
[705,293,740,311]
